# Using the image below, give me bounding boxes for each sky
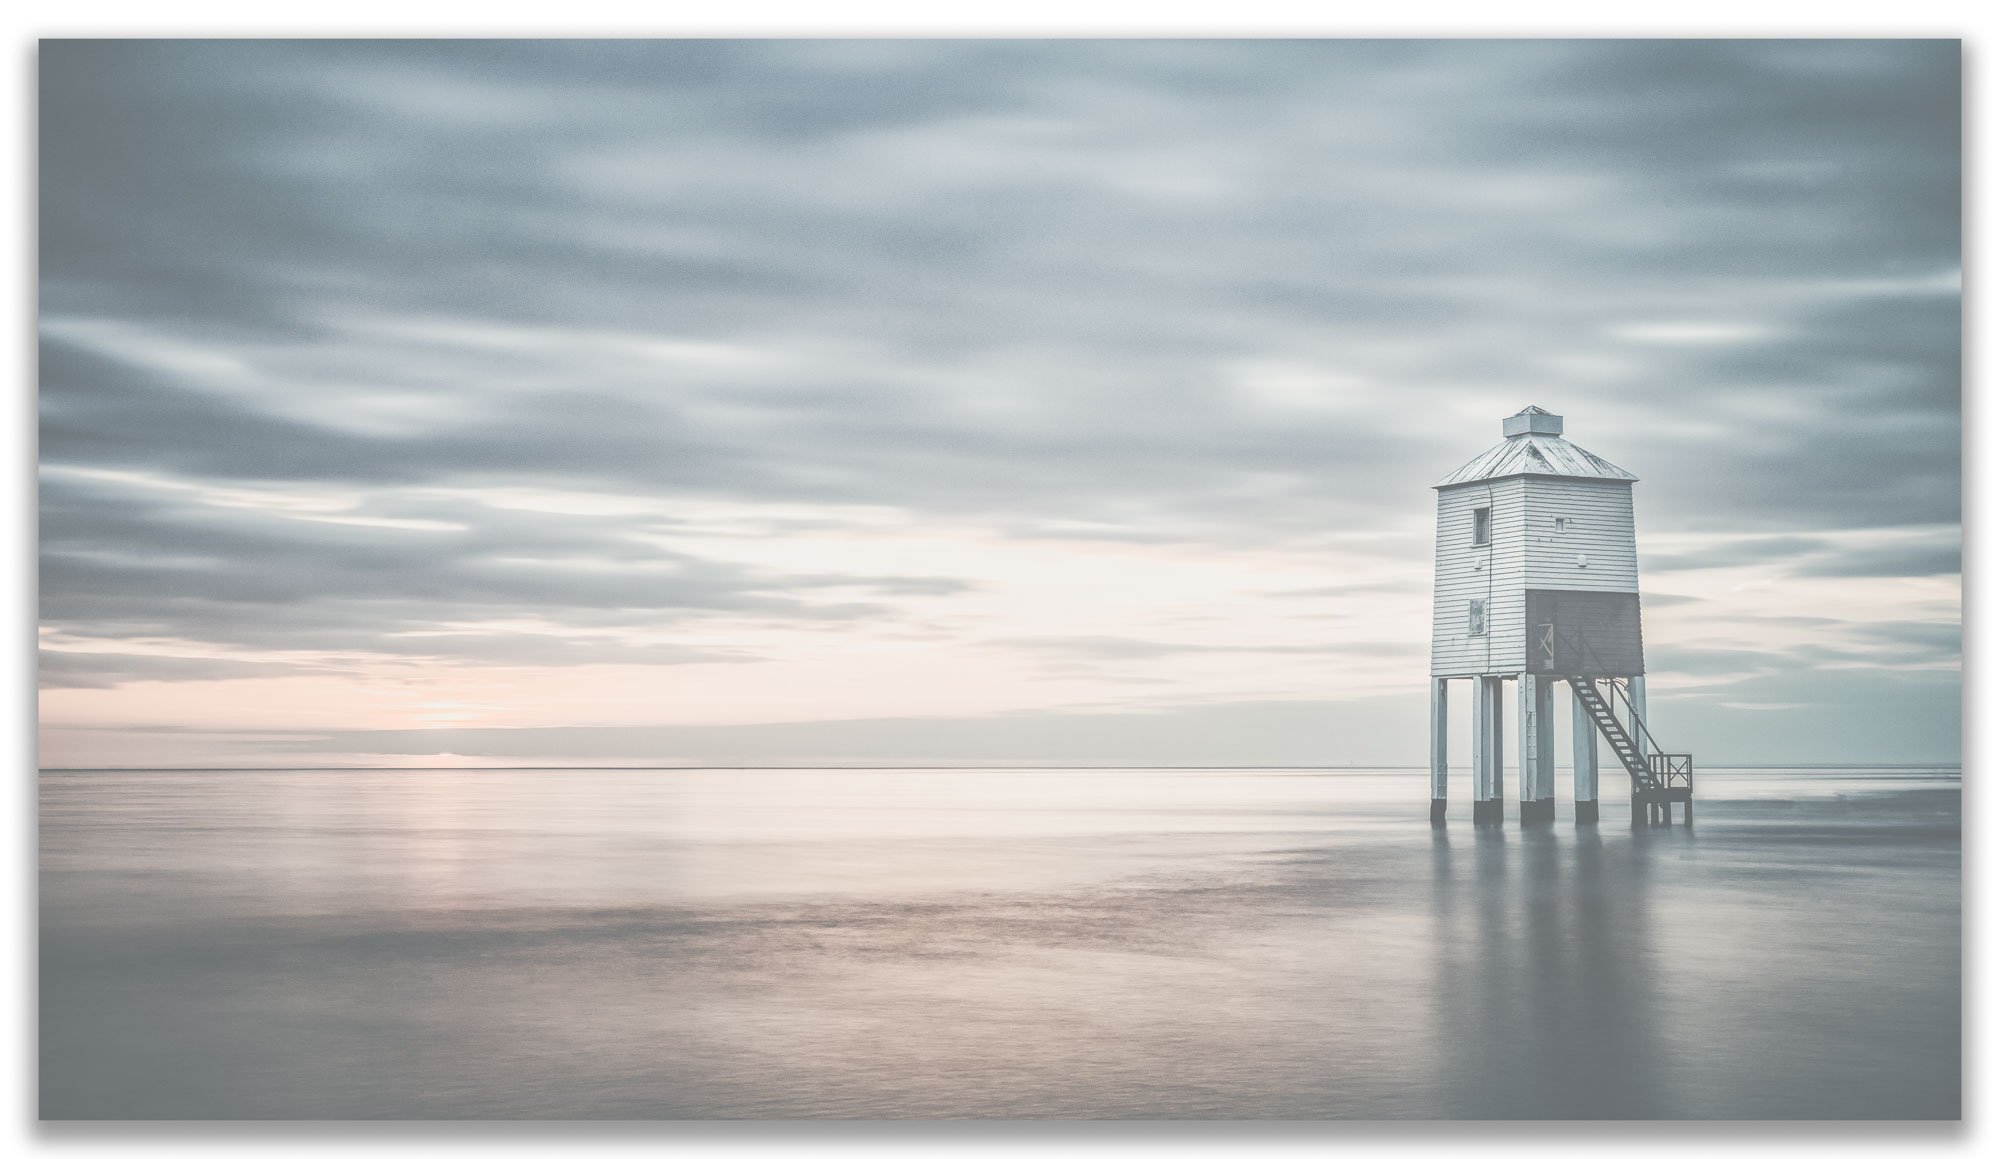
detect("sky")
[37,38,1961,768]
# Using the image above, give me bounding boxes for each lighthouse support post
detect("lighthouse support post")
[1629,675,1655,825]
[1519,674,1555,824]
[1472,675,1505,824]
[1629,675,1650,763]
[1429,677,1449,825]
[1572,684,1600,824]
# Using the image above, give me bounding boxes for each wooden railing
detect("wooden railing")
[1552,625,1666,750]
[1650,753,1694,792]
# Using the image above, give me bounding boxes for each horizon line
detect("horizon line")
[37,763,1965,773]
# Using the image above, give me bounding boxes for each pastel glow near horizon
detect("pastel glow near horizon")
[39,40,1959,767]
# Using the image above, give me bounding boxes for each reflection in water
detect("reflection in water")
[1430,825,1669,1117]
[41,769,1959,1119]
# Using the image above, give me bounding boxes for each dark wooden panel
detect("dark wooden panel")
[1522,589,1645,676]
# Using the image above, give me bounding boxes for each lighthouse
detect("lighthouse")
[1427,407,1692,826]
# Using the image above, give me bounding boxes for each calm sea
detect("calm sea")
[39,767,1960,1120]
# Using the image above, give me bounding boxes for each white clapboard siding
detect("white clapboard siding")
[1431,477,1527,676]
[1519,478,1640,592]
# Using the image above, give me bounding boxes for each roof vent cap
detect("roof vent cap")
[1503,405,1563,438]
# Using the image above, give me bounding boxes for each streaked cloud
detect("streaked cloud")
[1604,321,1774,346]
[38,39,1959,765]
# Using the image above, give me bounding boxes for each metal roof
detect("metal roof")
[1435,409,1638,488]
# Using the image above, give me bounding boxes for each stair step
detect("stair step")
[1568,674,1670,792]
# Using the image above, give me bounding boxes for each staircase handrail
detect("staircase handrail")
[1549,623,1665,757]
[1568,678,1659,791]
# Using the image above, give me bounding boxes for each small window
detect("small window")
[1472,507,1491,547]
[1553,517,1567,534]
[1467,598,1487,636]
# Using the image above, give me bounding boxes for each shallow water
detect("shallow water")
[39,767,1960,1119]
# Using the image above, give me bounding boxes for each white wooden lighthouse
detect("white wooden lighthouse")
[1428,406,1693,826]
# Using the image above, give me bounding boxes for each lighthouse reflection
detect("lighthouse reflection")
[1427,822,1674,1117]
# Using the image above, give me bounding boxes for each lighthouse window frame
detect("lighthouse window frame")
[1471,506,1491,547]
[1467,598,1487,636]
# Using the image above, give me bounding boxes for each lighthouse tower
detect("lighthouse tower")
[1427,407,1692,826]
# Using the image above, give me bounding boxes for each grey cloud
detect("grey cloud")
[1272,580,1423,599]
[1658,667,1958,764]
[37,40,1959,758]
[1641,646,1774,678]
[1793,542,1961,579]
[39,335,755,492]
[41,39,1958,535]
[38,651,316,689]
[1644,537,1830,572]
[1647,617,1960,684]
[1643,534,1960,579]
[37,636,759,690]
[998,635,1405,661]
[1851,621,1962,659]
[38,467,963,671]
[1638,593,1704,608]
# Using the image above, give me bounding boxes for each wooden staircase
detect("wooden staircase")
[1566,674,1694,824]
[1566,676,1659,791]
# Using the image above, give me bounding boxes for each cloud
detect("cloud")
[1851,621,1962,660]
[1605,321,1773,346]
[997,635,1398,661]
[37,39,1960,762]
[1643,529,1959,579]
[39,465,968,671]
[40,40,1959,531]
[38,651,317,690]
[1644,537,1831,572]
[1642,646,1775,678]
[1792,543,1961,579]
[1638,593,1704,608]
[1656,667,1959,764]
